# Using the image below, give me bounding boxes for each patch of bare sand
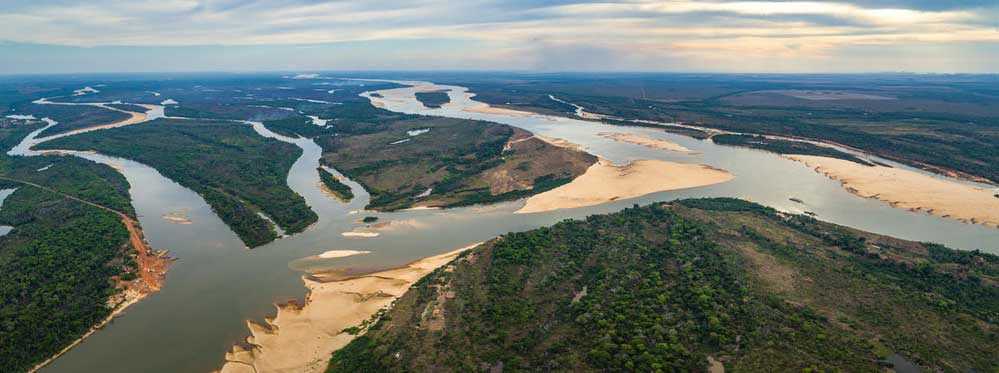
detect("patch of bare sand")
[317,250,370,259]
[516,159,735,214]
[463,103,534,117]
[34,103,152,142]
[341,230,379,238]
[786,155,999,228]
[217,243,481,373]
[598,132,697,154]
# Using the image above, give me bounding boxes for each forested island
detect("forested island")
[318,167,353,201]
[330,198,998,372]
[414,90,450,109]
[13,103,129,138]
[38,118,317,247]
[0,153,138,373]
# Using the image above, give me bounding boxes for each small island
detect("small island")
[318,167,354,201]
[414,90,450,109]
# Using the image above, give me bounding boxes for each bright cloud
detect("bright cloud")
[0,0,997,73]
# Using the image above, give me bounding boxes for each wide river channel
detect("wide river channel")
[24,80,999,373]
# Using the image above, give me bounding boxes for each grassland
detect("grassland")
[37,118,316,247]
[328,198,998,372]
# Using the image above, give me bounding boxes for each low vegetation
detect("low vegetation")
[329,198,998,372]
[318,113,594,211]
[38,118,316,247]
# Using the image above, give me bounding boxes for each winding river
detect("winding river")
[13,80,997,373]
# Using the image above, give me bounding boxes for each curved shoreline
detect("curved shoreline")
[516,159,735,214]
[217,242,482,373]
[786,155,999,228]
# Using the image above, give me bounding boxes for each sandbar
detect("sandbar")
[786,155,999,228]
[217,243,481,373]
[598,132,694,153]
[516,159,734,214]
[463,103,534,117]
[317,250,371,259]
[341,231,379,238]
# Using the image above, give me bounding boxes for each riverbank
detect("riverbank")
[598,132,695,153]
[786,155,999,228]
[32,101,156,142]
[516,159,735,214]
[217,242,481,373]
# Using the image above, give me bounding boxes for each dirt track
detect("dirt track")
[0,175,170,291]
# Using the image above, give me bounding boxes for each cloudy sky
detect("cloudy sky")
[2,0,998,74]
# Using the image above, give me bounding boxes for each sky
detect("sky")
[1,0,998,74]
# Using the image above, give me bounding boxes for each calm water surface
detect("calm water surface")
[17,81,997,373]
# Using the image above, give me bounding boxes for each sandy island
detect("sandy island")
[217,243,481,373]
[463,103,534,117]
[598,132,696,154]
[786,155,999,228]
[317,250,370,259]
[341,230,379,238]
[517,159,734,214]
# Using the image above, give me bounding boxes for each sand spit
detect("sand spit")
[32,102,156,142]
[317,250,371,259]
[217,243,481,373]
[341,230,379,238]
[598,132,695,153]
[786,155,999,228]
[516,159,735,214]
[463,103,534,117]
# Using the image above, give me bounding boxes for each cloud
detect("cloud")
[0,0,997,73]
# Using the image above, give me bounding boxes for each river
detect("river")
[16,80,997,372]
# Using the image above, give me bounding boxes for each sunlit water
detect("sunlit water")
[0,188,16,236]
[12,81,995,373]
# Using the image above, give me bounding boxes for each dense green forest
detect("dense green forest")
[456,75,999,184]
[414,91,450,108]
[0,118,44,152]
[0,155,136,373]
[711,134,875,166]
[38,118,316,247]
[329,198,998,372]
[263,117,332,138]
[164,103,297,121]
[10,103,130,138]
[318,167,353,201]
